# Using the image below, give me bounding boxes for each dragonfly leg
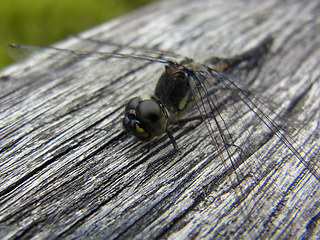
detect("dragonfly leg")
[166,128,180,152]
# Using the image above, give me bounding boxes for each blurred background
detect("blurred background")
[0,0,156,69]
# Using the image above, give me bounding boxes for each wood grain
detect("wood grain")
[0,0,319,239]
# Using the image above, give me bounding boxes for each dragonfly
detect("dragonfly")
[6,36,320,185]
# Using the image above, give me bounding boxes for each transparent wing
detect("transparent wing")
[74,35,185,60]
[188,69,248,185]
[6,42,181,65]
[6,44,48,61]
[189,66,320,184]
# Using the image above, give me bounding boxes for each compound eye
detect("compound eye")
[137,100,163,123]
[136,100,167,136]
[125,97,142,111]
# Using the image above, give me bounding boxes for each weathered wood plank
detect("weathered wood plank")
[0,0,319,239]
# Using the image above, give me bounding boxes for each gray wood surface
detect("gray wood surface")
[1,0,320,239]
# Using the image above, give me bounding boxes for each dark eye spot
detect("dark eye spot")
[137,100,162,123]
[147,113,160,122]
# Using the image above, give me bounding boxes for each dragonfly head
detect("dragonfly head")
[123,97,168,141]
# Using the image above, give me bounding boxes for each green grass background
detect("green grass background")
[0,0,156,69]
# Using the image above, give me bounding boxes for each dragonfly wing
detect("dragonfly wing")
[6,44,52,61]
[75,35,186,61]
[187,69,247,184]
[195,66,320,183]
[6,42,178,65]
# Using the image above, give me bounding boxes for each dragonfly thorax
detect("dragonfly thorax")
[154,62,194,115]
